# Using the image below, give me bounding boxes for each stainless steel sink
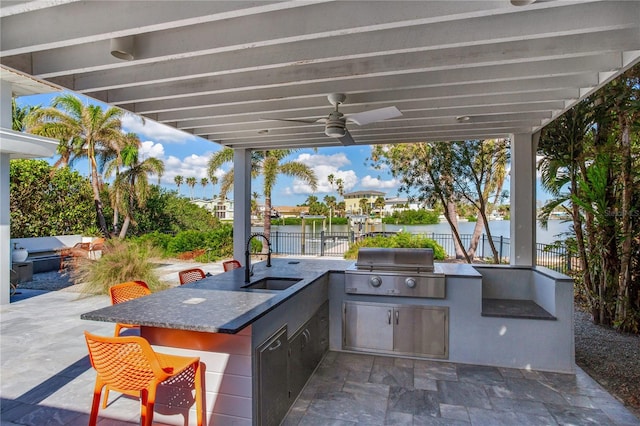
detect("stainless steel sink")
[242,277,302,290]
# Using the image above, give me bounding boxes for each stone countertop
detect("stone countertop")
[81,258,353,334]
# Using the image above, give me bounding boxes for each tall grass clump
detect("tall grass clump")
[73,239,168,295]
[344,232,446,260]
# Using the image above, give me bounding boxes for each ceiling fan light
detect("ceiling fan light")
[325,124,346,138]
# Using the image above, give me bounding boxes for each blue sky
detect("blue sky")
[15,92,400,206]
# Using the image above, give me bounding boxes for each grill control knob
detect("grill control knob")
[369,276,382,287]
[405,277,417,288]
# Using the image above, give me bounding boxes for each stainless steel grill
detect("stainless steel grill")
[345,248,445,298]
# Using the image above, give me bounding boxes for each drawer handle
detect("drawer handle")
[387,310,392,324]
[268,339,282,351]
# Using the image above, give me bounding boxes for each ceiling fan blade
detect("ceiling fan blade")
[338,129,355,146]
[347,106,402,126]
[262,117,324,124]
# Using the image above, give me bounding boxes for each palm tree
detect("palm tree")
[26,94,124,237]
[358,198,369,215]
[174,175,184,195]
[374,196,386,218]
[327,174,335,191]
[208,148,317,241]
[200,177,209,199]
[186,177,197,200]
[104,132,141,234]
[112,144,164,238]
[336,178,345,197]
[12,99,39,131]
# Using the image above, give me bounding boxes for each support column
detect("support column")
[509,132,539,266]
[1,80,12,304]
[232,148,252,264]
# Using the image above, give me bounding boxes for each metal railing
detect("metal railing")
[536,242,578,274]
[269,230,578,274]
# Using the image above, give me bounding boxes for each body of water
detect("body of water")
[258,219,572,245]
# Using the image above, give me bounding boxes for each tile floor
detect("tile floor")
[2,271,639,425]
[283,352,640,425]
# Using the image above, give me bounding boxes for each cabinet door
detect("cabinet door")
[343,302,393,351]
[257,326,289,426]
[289,325,313,399]
[394,306,448,359]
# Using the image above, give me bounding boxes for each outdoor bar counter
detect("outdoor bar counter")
[82,258,574,426]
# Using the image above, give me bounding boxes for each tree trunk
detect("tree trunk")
[263,195,272,251]
[467,218,483,259]
[118,215,131,239]
[89,157,110,238]
[616,118,633,327]
[447,201,466,259]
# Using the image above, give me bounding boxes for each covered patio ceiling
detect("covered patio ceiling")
[1,0,639,150]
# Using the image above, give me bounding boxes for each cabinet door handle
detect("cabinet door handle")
[387,310,392,324]
[395,310,399,325]
[268,339,282,351]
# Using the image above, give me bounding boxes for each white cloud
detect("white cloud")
[139,141,164,159]
[289,152,357,194]
[133,140,220,189]
[360,175,398,190]
[122,114,196,144]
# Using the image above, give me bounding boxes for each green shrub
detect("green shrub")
[381,209,439,225]
[162,225,234,260]
[344,232,446,260]
[73,239,168,295]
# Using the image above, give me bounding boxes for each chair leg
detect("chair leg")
[144,387,156,426]
[101,386,110,409]
[89,381,104,426]
[195,361,204,426]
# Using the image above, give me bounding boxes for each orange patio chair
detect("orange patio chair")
[109,281,151,336]
[84,331,204,426]
[178,268,206,285]
[222,260,242,272]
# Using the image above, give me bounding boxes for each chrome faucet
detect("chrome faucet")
[245,233,272,283]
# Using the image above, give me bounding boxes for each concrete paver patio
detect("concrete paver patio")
[1,264,639,425]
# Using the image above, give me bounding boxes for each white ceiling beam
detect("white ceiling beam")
[160,74,589,126]
[81,29,633,105]
[124,54,616,115]
[36,1,636,91]
[0,1,317,55]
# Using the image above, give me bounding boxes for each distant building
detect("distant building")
[271,206,310,218]
[191,197,234,221]
[343,190,386,214]
[382,197,423,216]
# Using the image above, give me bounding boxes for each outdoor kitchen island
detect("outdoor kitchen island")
[81,256,574,426]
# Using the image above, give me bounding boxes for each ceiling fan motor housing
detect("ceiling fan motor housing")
[325,111,346,137]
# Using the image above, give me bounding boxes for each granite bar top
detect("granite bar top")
[81,258,353,334]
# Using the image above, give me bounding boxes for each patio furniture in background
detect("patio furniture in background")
[222,260,241,272]
[178,268,206,285]
[59,238,104,270]
[84,331,204,426]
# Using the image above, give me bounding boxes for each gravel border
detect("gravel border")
[575,308,640,418]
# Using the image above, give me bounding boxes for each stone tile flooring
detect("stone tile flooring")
[282,352,640,425]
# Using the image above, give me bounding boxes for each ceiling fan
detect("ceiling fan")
[264,93,402,145]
